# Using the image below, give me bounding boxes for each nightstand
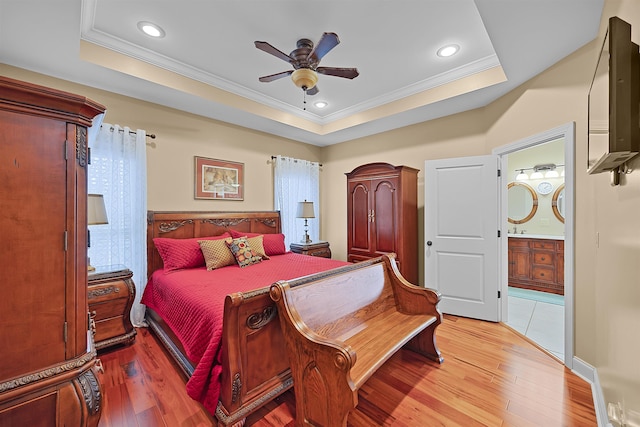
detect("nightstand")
[88,264,137,351]
[289,241,331,258]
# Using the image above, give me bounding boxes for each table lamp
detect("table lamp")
[87,193,108,271]
[296,200,315,244]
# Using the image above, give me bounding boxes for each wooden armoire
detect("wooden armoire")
[346,163,419,284]
[0,76,106,426]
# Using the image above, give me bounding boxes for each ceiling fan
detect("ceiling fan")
[254,32,359,96]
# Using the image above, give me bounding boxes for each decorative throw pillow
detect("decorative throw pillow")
[225,237,263,268]
[154,232,231,271]
[228,230,286,256]
[198,239,236,270]
[246,235,270,260]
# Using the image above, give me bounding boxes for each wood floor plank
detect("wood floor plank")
[100,383,139,427]
[97,315,597,426]
[136,407,166,427]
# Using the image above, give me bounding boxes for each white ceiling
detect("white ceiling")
[0,0,603,146]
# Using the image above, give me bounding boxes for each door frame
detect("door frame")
[492,122,575,368]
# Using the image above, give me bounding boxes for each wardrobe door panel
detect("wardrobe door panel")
[348,181,372,254]
[372,179,397,255]
[0,112,67,379]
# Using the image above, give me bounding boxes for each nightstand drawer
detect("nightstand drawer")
[88,279,129,305]
[307,247,331,258]
[94,317,127,343]
[91,297,128,321]
[290,241,331,259]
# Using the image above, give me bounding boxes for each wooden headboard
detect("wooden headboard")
[146,210,282,277]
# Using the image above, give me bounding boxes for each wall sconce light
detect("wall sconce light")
[529,169,544,179]
[87,194,108,271]
[514,163,564,180]
[296,200,315,244]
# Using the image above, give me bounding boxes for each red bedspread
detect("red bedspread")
[141,252,348,414]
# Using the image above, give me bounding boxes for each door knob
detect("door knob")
[426,241,433,246]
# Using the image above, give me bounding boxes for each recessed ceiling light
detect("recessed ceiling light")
[137,21,165,38]
[437,44,460,57]
[314,101,328,109]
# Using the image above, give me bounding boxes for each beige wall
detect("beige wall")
[3,0,639,418]
[589,2,640,420]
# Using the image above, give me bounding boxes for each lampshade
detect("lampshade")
[515,170,528,181]
[529,171,544,179]
[88,194,108,225]
[297,201,315,219]
[291,69,318,91]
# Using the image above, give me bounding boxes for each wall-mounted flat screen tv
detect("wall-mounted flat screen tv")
[588,16,640,174]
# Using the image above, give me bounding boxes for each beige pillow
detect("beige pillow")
[198,239,236,270]
[246,235,270,260]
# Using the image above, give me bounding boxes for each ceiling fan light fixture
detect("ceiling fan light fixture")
[137,21,165,38]
[291,68,318,91]
[437,44,460,57]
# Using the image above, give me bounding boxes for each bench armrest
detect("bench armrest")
[382,254,442,316]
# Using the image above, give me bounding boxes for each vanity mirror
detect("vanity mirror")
[508,182,538,224]
[552,184,565,223]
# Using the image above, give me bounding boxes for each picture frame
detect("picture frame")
[194,156,244,200]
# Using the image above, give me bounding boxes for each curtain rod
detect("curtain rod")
[271,155,322,167]
[103,125,156,139]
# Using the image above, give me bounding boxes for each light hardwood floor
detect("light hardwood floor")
[97,314,597,426]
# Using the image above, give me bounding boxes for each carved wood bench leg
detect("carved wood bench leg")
[405,322,444,364]
[292,354,357,426]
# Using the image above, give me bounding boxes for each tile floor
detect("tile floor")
[506,287,565,360]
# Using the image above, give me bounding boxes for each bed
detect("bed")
[142,211,348,426]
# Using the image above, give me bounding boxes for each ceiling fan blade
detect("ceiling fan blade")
[306,86,319,96]
[317,67,359,79]
[258,70,293,82]
[308,32,340,64]
[255,41,293,63]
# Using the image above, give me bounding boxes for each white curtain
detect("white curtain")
[274,156,320,249]
[88,123,148,327]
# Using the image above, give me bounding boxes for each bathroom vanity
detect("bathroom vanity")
[508,235,564,295]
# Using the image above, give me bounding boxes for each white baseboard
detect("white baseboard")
[572,356,614,427]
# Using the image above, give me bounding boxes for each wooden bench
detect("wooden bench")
[269,254,444,426]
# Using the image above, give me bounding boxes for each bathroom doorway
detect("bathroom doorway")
[505,140,565,360]
[493,123,575,367]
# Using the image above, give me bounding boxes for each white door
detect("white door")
[424,155,500,321]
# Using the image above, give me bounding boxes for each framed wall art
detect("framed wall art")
[194,156,244,200]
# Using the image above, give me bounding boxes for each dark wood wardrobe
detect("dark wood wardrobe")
[346,163,419,284]
[0,76,105,426]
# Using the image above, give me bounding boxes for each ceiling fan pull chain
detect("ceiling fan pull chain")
[303,88,307,110]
